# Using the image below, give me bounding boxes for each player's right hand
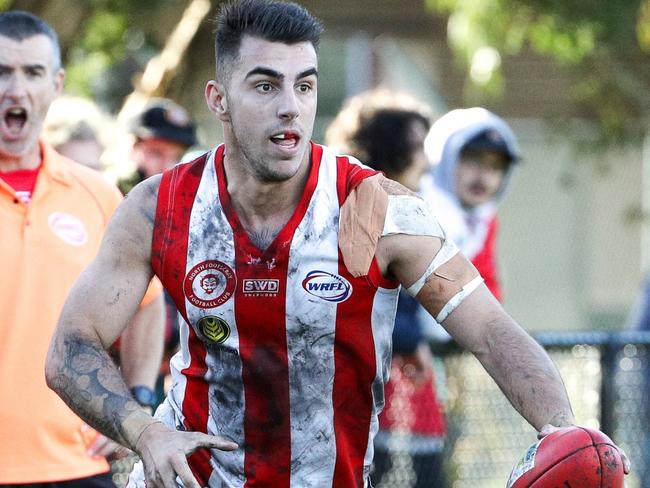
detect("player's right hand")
[135,421,238,488]
[537,424,630,475]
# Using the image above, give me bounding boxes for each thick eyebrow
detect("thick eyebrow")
[24,63,46,72]
[297,67,318,80]
[244,66,318,82]
[245,67,283,81]
[0,63,47,72]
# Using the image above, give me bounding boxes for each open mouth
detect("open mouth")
[4,107,28,135]
[270,131,300,148]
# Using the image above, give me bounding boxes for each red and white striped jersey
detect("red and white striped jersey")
[144,143,401,487]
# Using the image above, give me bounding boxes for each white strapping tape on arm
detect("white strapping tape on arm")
[382,194,461,298]
[435,275,484,323]
[382,195,445,238]
[405,239,459,297]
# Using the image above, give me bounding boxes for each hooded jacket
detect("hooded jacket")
[421,107,520,300]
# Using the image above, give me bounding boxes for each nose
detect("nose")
[277,88,299,121]
[4,73,27,101]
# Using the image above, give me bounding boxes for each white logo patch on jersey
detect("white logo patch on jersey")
[48,212,88,246]
[243,279,279,297]
[184,260,236,308]
[301,270,352,303]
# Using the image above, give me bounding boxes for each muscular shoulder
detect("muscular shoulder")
[123,174,161,225]
[340,174,444,277]
[100,174,161,266]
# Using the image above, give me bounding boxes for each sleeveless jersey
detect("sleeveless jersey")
[150,143,400,487]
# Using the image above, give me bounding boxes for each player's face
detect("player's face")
[455,149,509,208]
[0,34,63,164]
[207,36,318,182]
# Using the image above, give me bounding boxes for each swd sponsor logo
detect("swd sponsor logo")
[243,279,279,297]
[302,270,352,303]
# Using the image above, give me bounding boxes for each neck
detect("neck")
[0,143,42,172]
[223,149,311,245]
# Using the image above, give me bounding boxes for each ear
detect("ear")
[53,68,65,96]
[205,80,229,122]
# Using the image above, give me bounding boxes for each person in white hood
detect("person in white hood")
[422,107,520,300]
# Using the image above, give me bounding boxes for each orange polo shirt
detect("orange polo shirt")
[0,142,160,483]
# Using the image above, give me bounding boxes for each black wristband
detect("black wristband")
[130,385,156,408]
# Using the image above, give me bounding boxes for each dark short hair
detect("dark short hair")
[214,0,323,80]
[354,109,431,178]
[0,11,62,70]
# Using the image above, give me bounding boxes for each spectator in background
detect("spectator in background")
[43,95,112,172]
[118,98,197,194]
[118,99,198,406]
[422,107,521,301]
[0,11,164,487]
[326,89,447,488]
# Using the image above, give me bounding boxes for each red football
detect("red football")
[507,426,624,488]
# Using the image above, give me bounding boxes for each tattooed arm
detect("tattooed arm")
[46,175,163,447]
[46,175,237,487]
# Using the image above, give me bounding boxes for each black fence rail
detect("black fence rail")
[411,330,650,488]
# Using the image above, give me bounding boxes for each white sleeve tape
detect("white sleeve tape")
[435,275,484,323]
[382,195,445,239]
[405,238,459,297]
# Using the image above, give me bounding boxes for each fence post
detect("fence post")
[599,334,617,436]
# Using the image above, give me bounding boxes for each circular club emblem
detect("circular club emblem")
[48,212,88,246]
[197,316,231,344]
[184,260,236,309]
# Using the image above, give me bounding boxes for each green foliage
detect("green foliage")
[64,9,128,96]
[426,0,649,143]
[61,0,166,102]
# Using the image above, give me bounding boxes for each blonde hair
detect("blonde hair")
[43,96,113,149]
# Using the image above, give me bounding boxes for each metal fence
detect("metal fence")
[111,330,650,487]
[377,330,650,488]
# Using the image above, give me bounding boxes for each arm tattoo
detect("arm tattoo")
[48,332,141,445]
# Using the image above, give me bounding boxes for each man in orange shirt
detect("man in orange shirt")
[0,11,165,487]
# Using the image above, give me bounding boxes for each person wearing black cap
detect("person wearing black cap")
[422,107,520,301]
[118,98,197,194]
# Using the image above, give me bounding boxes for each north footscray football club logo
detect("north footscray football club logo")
[196,316,231,344]
[184,260,236,309]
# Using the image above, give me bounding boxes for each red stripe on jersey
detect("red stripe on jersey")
[331,155,382,486]
[151,153,212,484]
[335,155,378,204]
[332,254,377,487]
[215,143,323,486]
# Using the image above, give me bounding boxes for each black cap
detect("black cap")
[132,99,197,148]
[462,129,518,162]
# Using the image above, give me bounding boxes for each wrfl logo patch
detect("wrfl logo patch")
[302,270,352,303]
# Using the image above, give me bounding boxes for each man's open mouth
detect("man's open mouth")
[4,107,28,135]
[270,132,300,147]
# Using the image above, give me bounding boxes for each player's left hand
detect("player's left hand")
[537,424,630,474]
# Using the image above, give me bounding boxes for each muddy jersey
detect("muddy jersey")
[149,143,400,487]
